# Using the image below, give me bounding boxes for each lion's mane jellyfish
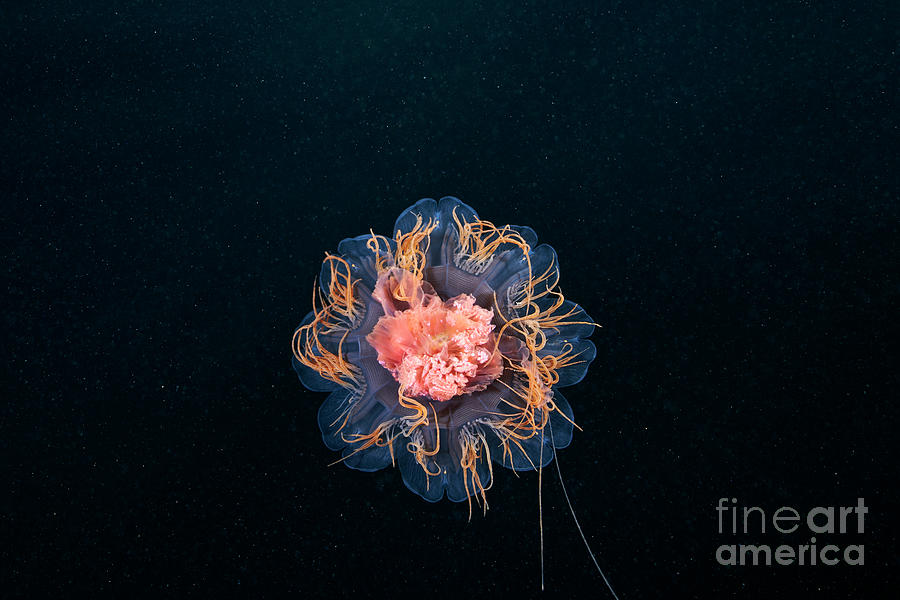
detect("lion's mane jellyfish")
[291,197,597,514]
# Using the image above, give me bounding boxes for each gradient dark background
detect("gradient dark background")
[3,1,897,598]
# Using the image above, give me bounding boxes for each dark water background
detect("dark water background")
[3,1,897,598]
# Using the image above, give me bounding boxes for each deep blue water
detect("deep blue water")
[3,1,897,598]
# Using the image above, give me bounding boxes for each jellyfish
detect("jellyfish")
[291,196,597,515]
